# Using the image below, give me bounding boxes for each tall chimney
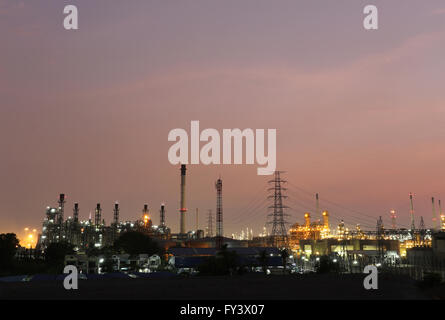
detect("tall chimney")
[95,203,102,227]
[409,192,415,231]
[113,202,119,226]
[58,194,66,224]
[315,193,320,219]
[73,203,79,223]
[160,203,166,227]
[180,165,187,234]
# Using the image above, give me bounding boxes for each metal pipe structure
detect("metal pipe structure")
[179,165,187,235]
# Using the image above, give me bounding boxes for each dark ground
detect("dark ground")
[0,273,438,300]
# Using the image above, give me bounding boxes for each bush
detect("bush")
[197,245,238,276]
[114,231,160,255]
[0,233,19,269]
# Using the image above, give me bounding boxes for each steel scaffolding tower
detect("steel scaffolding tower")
[215,178,223,249]
[267,171,289,248]
[179,165,187,235]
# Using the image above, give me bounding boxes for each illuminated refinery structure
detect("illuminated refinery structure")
[38,195,171,251]
[36,165,217,252]
[32,167,444,268]
[284,191,439,259]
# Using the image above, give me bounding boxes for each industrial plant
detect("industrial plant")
[22,165,444,281]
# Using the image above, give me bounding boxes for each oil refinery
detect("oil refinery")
[26,165,445,277]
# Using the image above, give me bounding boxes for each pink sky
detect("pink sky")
[1,1,445,240]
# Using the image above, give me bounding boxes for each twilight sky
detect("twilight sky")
[1,0,445,240]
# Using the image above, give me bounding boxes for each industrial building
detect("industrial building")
[38,196,172,252]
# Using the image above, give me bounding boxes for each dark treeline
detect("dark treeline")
[0,231,163,276]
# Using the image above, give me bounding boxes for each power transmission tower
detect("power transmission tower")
[267,171,289,248]
[207,209,214,237]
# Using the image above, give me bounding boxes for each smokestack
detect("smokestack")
[160,203,166,227]
[409,193,415,230]
[58,194,66,224]
[142,204,150,226]
[315,193,320,218]
[439,200,445,231]
[73,203,79,223]
[196,208,199,231]
[113,202,119,226]
[95,203,102,226]
[179,165,187,234]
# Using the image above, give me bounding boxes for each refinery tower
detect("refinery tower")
[179,164,187,235]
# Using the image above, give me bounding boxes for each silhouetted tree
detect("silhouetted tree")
[198,245,239,275]
[45,242,74,272]
[0,233,19,269]
[114,231,160,255]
